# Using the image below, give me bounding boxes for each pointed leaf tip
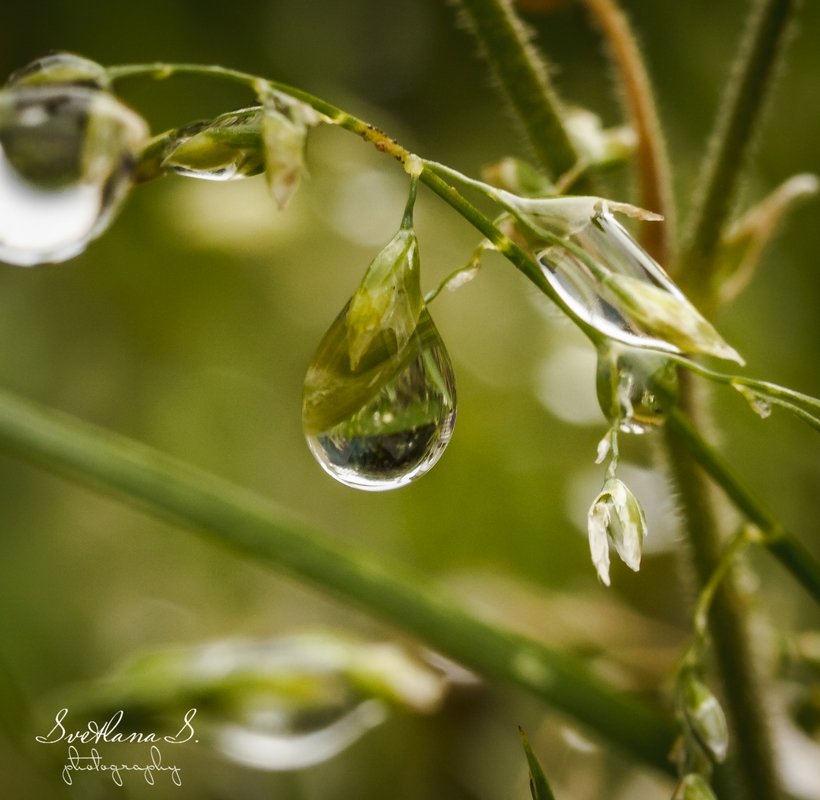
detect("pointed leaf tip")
[519,728,557,800]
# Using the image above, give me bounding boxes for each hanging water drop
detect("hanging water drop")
[733,383,773,419]
[303,175,456,490]
[303,304,456,491]
[0,83,148,266]
[596,344,678,434]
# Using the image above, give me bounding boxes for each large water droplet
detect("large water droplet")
[303,305,456,490]
[0,84,147,266]
[537,208,691,353]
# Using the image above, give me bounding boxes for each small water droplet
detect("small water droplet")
[596,345,678,434]
[162,108,266,182]
[733,383,772,419]
[303,306,456,491]
[0,84,147,266]
[537,209,690,352]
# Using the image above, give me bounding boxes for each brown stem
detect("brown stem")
[579,0,675,266]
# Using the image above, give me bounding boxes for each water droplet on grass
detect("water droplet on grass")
[733,383,772,419]
[0,85,147,265]
[596,345,678,434]
[537,208,742,363]
[162,108,266,182]
[303,307,456,490]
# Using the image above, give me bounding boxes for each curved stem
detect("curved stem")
[446,0,578,178]
[110,62,819,603]
[0,386,676,773]
[668,409,820,602]
[416,168,601,343]
[112,64,606,345]
[110,62,410,163]
[664,376,782,800]
[579,0,675,266]
[692,524,757,645]
[679,0,799,305]
[662,353,820,433]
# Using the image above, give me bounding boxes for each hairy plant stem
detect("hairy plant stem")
[0,386,677,774]
[446,0,578,178]
[679,0,799,306]
[669,409,820,602]
[665,376,782,800]
[664,3,803,796]
[578,0,674,266]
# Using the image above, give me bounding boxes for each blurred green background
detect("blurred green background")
[0,1,818,797]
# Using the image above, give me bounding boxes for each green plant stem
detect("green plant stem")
[579,0,675,266]
[111,62,601,345]
[112,60,819,594]
[667,4,801,795]
[0,386,677,774]
[115,61,820,605]
[109,62,815,794]
[668,409,820,602]
[447,0,578,178]
[664,376,782,800]
[679,0,798,304]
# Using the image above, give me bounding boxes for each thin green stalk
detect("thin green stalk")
[668,409,820,601]
[664,376,782,800]
[0,386,677,774]
[447,0,579,178]
[579,0,675,266]
[111,60,820,605]
[110,63,600,345]
[665,4,801,795]
[680,0,799,304]
[100,61,812,796]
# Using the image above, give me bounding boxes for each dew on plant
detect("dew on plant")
[303,306,456,491]
[7,52,110,90]
[535,206,742,362]
[162,108,267,182]
[596,344,679,434]
[733,383,773,419]
[0,84,147,265]
[303,176,456,490]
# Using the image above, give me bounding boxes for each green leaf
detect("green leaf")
[519,728,557,800]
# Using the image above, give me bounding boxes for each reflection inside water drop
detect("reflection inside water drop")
[303,306,456,491]
[537,208,689,353]
[0,84,147,265]
[596,346,678,435]
[161,108,266,182]
[0,151,99,261]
